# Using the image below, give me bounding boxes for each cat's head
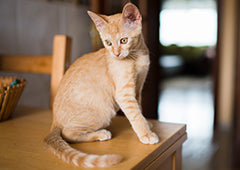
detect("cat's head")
[87,3,142,59]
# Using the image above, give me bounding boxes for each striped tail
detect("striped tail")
[44,127,122,167]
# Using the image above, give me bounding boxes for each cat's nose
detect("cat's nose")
[113,51,120,57]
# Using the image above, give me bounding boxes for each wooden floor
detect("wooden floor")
[158,76,236,170]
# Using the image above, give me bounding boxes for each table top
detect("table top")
[0,106,186,170]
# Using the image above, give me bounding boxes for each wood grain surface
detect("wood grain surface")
[0,106,186,170]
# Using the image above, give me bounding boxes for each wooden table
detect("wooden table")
[0,106,187,170]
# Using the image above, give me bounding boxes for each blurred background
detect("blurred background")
[0,0,240,169]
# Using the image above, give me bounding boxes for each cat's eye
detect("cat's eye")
[105,40,112,46]
[120,38,128,44]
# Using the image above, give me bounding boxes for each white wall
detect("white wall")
[0,0,92,108]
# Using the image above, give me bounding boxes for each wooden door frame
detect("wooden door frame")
[233,0,240,168]
[139,0,161,119]
[213,0,222,130]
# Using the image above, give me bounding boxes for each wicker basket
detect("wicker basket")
[0,77,27,121]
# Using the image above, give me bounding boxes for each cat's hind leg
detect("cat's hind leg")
[62,128,112,143]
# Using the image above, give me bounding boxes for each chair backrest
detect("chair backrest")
[0,35,72,108]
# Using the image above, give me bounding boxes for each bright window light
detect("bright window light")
[160,8,217,47]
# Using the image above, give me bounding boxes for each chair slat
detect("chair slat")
[0,55,52,74]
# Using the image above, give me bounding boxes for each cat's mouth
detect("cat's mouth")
[112,55,124,59]
[112,54,127,60]
[111,51,129,59]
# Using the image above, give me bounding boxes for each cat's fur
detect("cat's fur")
[44,3,159,167]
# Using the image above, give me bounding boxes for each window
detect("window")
[160,0,217,47]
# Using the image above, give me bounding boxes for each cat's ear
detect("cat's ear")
[121,3,142,29]
[87,11,107,32]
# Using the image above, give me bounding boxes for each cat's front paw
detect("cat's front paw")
[139,132,159,144]
[98,129,112,141]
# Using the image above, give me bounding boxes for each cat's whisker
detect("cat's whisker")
[127,54,137,61]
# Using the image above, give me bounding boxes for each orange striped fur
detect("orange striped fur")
[44,3,159,168]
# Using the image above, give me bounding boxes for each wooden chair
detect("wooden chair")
[0,35,72,108]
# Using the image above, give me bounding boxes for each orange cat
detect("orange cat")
[44,3,159,167]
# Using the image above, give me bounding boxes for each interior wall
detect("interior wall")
[218,0,238,127]
[0,0,92,108]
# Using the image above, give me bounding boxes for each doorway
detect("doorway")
[158,0,218,169]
